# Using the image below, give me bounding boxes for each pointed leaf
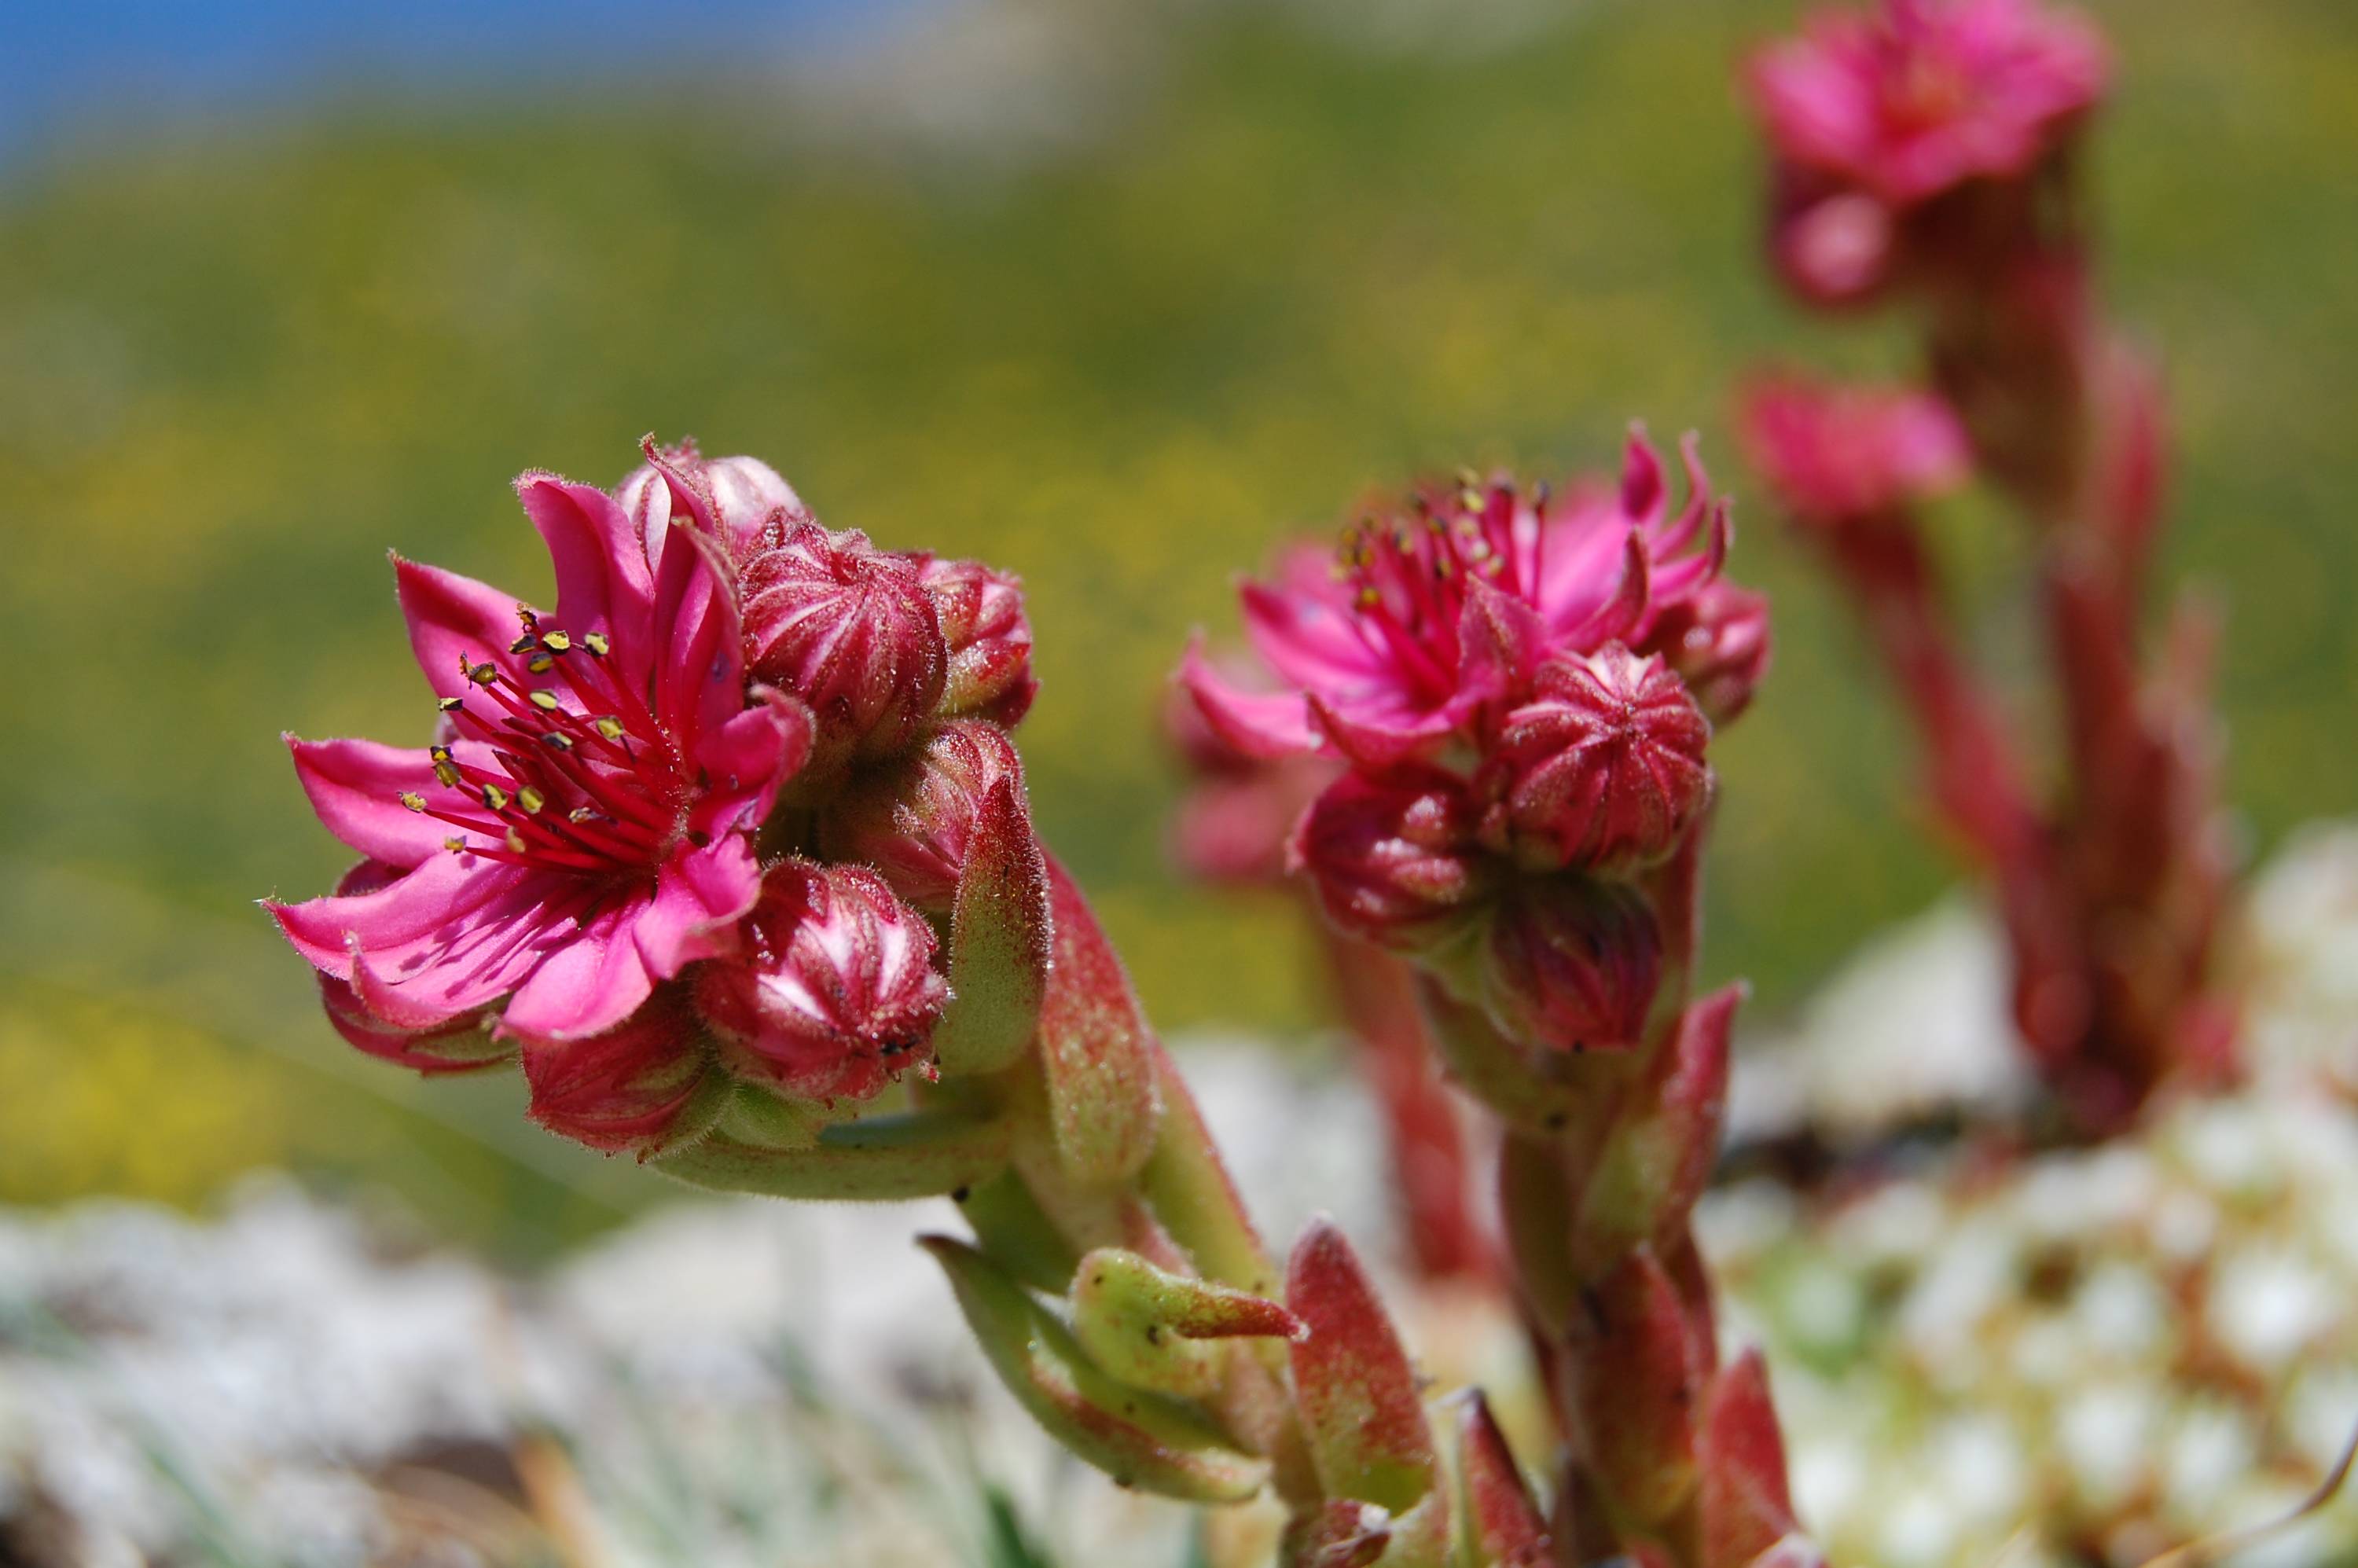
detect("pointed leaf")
[1566,1247,1709,1527]
[1459,577,1546,699]
[1283,1501,1391,1568]
[1697,1351,1801,1568]
[1036,853,1163,1184]
[931,777,1052,1078]
[958,1169,1082,1295]
[1073,1246,1302,1399]
[921,1236,1271,1503]
[1456,1394,1552,1566]
[652,1105,1009,1201]
[1574,986,1739,1270]
[1287,1218,1439,1515]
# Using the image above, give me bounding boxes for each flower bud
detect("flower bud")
[616,439,806,558]
[1478,876,1662,1054]
[520,985,727,1155]
[1289,769,1489,956]
[740,520,949,765]
[695,860,949,1103]
[921,556,1038,728]
[820,719,1024,913]
[1480,647,1710,875]
[1640,580,1772,725]
[1739,376,1970,526]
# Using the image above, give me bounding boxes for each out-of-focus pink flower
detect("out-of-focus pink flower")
[1181,433,1734,769]
[1477,877,1662,1054]
[1639,580,1772,725]
[1289,769,1489,956]
[521,984,723,1155]
[1746,0,2109,208]
[739,520,949,766]
[1162,673,1338,887]
[696,860,949,1102]
[1740,376,1971,523]
[1769,182,1898,306]
[922,557,1038,729]
[271,471,814,1048]
[820,719,1026,913]
[1478,647,1711,876]
[617,438,808,560]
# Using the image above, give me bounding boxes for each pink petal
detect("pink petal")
[1456,577,1545,700]
[498,894,658,1043]
[632,839,760,979]
[1240,580,1384,691]
[1179,639,1321,759]
[286,735,450,868]
[268,853,557,1028]
[1306,693,1453,771]
[393,555,527,706]
[651,525,745,742]
[514,473,657,668]
[692,685,814,834]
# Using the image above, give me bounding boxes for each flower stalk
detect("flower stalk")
[1740,0,2237,1138]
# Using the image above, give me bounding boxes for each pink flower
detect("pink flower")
[819,718,1026,913]
[1740,375,1971,523]
[1181,432,1734,769]
[695,860,949,1102]
[1288,769,1490,955]
[1746,0,2109,208]
[922,557,1038,729]
[737,518,949,766]
[1478,647,1711,875]
[1477,877,1663,1054]
[270,468,814,1048]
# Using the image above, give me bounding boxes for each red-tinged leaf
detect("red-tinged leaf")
[931,777,1051,1078]
[1698,1351,1801,1568]
[1574,986,1740,1271]
[1287,1218,1439,1515]
[1072,1246,1302,1400]
[1456,1393,1552,1566]
[1743,1536,1830,1568]
[1566,1247,1708,1527]
[920,1236,1271,1504]
[1036,853,1163,1184]
[1282,1500,1391,1568]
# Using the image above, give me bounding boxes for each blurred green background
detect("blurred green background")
[3,0,2352,1255]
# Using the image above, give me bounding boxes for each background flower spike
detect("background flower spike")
[1071,1245,1303,1400]
[650,1103,1011,1201]
[928,775,1052,1079]
[1035,853,1164,1185]
[1285,1217,1444,1520]
[918,1236,1272,1504]
[1453,1392,1552,1566]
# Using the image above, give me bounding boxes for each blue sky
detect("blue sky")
[2,0,924,164]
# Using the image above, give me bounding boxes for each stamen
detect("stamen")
[541,630,572,653]
[481,784,510,811]
[528,689,560,711]
[527,652,556,674]
[436,696,465,713]
[582,632,609,657]
[516,785,545,814]
[399,791,427,812]
[466,661,498,685]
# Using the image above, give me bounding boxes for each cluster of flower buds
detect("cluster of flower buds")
[271,438,1053,1159]
[1743,0,2238,1135]
[1183,429,1765,1063]
[1184,431,1820,1565]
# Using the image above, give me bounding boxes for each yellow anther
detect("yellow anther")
[528,689,560,711]
[505,828,528,854]
[516,786,545,814]
[466,662,498,685]
[527,653,556,674]
[481,784,510,811]
[508,633,537,655]
[541,630,572,653]
[398,791,426,812]
[581,632,610,657]
[568,807,597,823]
[593,717,625,742]
[443,836,466,854]
[436,696,465,713]
[543,732,575,751]
[433,759,461,788]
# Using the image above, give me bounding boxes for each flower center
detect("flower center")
[1331,480,1550,700]
[397,608,697,882]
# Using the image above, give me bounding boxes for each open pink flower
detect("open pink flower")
[1181,431,1733,769]
[1740,375,1971,523]
[270,468,813,1049]
[1746,0,2109,208]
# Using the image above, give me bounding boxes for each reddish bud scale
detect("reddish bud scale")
[520,984,724,1155]
[1290,769,1489,957]
[739,519,949,765]
[922,556,1038,728]
[1639,580,1772,725]
[1480,646,1711,876]
[820,719,1025,914]
[695,860,949,1103]
[1477,876,1663,1055]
